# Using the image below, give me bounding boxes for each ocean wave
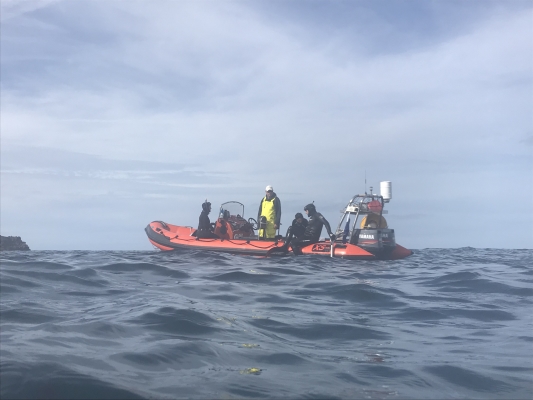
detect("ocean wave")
[0,361,145,399]
[3,269,108,287]
[208,270,278,283]
[129,307,223,336]
[98,262,189,279]
[0,249,531,399]
[424,365,514,392]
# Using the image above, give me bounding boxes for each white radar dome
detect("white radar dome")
[380,181,392,202]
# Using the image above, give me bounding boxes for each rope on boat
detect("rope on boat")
[167,234,278,249]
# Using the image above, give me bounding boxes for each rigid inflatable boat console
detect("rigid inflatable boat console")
[333,181,398,258]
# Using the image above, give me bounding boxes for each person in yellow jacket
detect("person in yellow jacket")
[257,185,281,239]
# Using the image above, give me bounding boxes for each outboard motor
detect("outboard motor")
[350,228,396,258]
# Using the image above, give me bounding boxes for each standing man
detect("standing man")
[257,185,281,239]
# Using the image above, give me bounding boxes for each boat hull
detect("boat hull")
[145,222,283,256]
[145,221,412,259]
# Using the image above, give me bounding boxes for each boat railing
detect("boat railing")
[335,195,387,243]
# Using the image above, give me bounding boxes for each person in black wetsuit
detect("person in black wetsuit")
[284,212,308,244]
[286,203,335,255]
[196,201,218,239]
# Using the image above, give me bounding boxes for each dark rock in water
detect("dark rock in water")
[0,236,31,251]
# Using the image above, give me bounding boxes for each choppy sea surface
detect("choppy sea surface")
[1,248,532,399]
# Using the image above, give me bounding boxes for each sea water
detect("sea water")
[1,248,532,399]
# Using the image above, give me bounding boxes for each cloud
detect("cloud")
[1,1,531,249]
[0,0,61,22]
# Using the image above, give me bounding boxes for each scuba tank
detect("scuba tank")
[259,216,267,239]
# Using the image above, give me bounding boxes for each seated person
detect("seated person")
[284,212,308,243]
[280,204,335,255]
[196,200,219,239]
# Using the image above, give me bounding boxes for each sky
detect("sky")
[1,0,532,250]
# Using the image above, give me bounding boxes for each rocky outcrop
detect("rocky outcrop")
[0,236,31,251]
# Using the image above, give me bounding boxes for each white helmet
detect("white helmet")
[265,185,273,192]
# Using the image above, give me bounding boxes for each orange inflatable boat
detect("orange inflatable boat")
[145,190,413,260]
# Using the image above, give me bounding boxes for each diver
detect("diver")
[284,212,308,244]
[257,185,281,239]
[196,200,219,239]
[285,203,335,255]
